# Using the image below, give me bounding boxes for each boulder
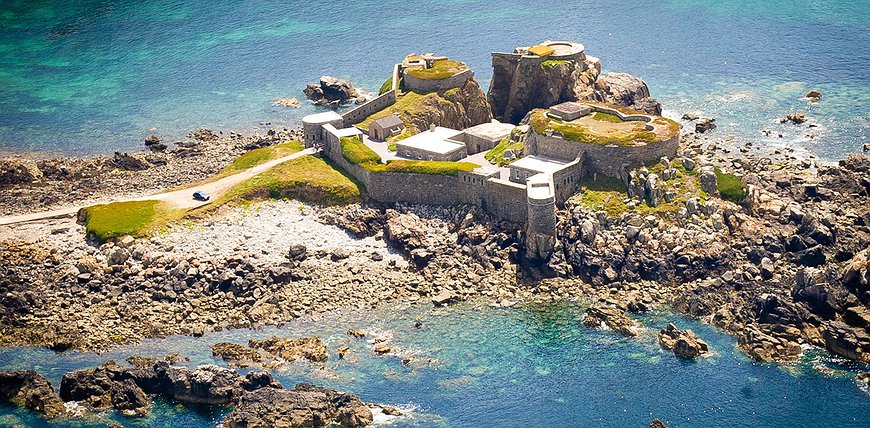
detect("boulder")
[582,303,637,337]
[303,76,363,108]
[160,364,247,405]
[188,129,219,141]
[650,419,669,428]
[821,321,870,363]
[0,370,65,419]
[780,112,807,124]
[597,72,662,115]
[695,118,716,133]
[288,244,308,262]
[109,378,151,417]
[144,135,167,152]
[698,166,718,195]
[681,113,699,121]
[0,158,43,185]
[112,152,150,171]
[431,290,458,307]
[805,90,822,100]
[248,336,328,363]
[223,383,373,428]
[658,324,709,358]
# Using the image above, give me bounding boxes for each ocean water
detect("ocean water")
[0,0,868,159]
[0,301,867,427]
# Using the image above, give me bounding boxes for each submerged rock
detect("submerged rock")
[248,336,328,363]
[0,370,65,419]
[805,89,822,101]
[582,303,637,337]
[223,383,373,428]
[658,324,709,358]
[213,342,264,366]
[781,112,808,124]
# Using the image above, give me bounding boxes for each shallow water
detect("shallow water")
[1,301,867,427]
[0,0,868,159]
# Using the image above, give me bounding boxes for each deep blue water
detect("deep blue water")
[0,0,868,159]
[0,301,867,427]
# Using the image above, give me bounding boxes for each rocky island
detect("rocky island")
[0,40,868,426]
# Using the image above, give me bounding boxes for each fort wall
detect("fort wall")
[531,132,678,179]
[402,68,474,93]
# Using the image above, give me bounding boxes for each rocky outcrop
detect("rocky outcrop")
[213,342,264,366]
[0,370,65,419]
[304,76,365,108]
[582,303,637,337]
[695,118,717,133]
[658,324,709,358]
[399,78,492,134]
[0,158,43,185]
[248,336,329,363]
[223,383,373,428]
[596,72,662,115]
[781,112,808,124]
[487,49,659,123]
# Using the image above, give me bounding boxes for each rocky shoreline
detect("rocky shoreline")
[0,127,302,216]
[0,119,869,422]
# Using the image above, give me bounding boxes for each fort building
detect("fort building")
[394,126,467,161]
[301,48,679,259]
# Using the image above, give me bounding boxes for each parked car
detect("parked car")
[192,190,211,201]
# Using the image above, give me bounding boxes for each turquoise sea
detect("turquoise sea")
[1,301,868,427]
[0,0,868,159]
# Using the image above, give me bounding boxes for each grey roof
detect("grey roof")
[371,114,404,129]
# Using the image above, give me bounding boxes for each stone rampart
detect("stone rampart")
[340,90,397,128]
[403,68,474,93]
[531,132,678,179]
[481,179,528,223]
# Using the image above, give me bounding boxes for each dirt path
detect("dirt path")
[0,148,316,226]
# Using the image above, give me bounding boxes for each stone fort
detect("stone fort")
[302,44,679,258]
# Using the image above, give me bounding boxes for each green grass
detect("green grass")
[80,200,180,242]
[354,91,426,131]
[387,130,412,152]
[530,110,660,147]
[541,59,569,69]
[592,112,623,123]
[403,60,467,80]
[574,175,630,217]
[214,155,362,206]
[714,167,748,203]
[484,136,525,166]
[339,136,477,176]
[379,77,393,95]
[216,141,304,178]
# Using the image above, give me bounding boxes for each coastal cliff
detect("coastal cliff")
[488,53,661,123]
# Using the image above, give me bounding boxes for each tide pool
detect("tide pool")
[0,301,867,427]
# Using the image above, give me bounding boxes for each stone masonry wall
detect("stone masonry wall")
[323,125,533,223]
[341,90,397,128]
[403,68,474,93]
[531,132,679,179]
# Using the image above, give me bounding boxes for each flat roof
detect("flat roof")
[462,121,515,142]
[302,111,343,124]
[396,126,465,154]
[332,127,363,137]
[510,155,573,174]
[550,102,589,115]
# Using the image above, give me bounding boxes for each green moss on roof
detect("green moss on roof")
[404,60,467,80]
[339,136,477,176]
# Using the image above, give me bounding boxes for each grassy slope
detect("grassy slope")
[484,136,525,166]
[355,91,426,131]
[213,155,362,206]
[217,141,304,177]
[80,200,182,242]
